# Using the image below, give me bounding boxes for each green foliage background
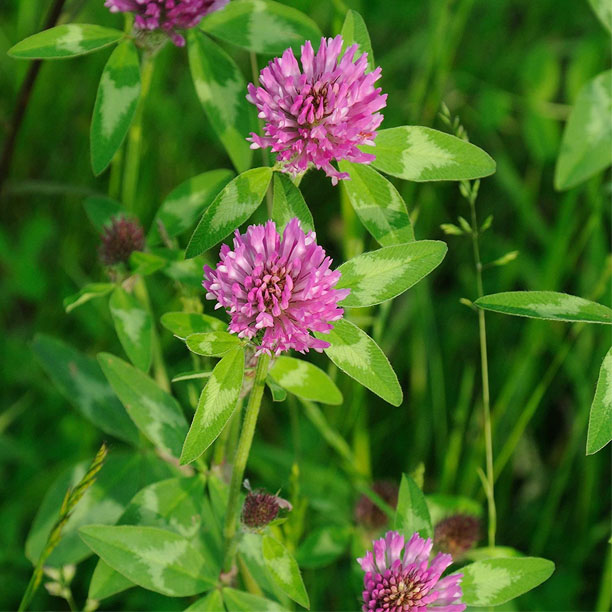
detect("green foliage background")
[1,0,610,610]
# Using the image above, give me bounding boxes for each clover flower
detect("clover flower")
[434,515,481,559]
[357,531,465,612]
[105,0,229,46]
[99,215,145,266]
[247,35,387,184]
[203,218,348,355]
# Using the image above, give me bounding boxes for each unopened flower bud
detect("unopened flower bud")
[99,215,145,267]
[241,482,291,529]
[434,514,481,558]
[354,480,399,530]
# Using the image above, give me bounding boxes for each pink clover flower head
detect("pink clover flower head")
[357,531,465,612]
[246,35,387,185]
[203,218,349,355]
[104,0,229,46]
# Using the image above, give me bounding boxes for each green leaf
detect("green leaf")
[296,526,351,569]
[109,287,153,372]
[460,557,555,606]
[149,170,235,245]
[186,589,225,611]
[361,126,496,181]
[89,560,134,600]
[340,10,375,71]
[83,195,123,231]
[586,347,612,455]
[200,0,322,54]
[269,356,342,405]
[589,0,612,34]
[64,282,115,313]
[32,334,139,444]
[272,173,314,233]
[79,525,214,597]
[90,40,140,175]
[161,311,227,338]
[262,535,309,609]
[338,162,414,246]
[464,546,524,562]
[180,347,245,464]
[223,588,285,612]
[186,331,242,356]
[98,353,189,458]
[188,30,255,173]
[8,24,124,59]
[554,70,612,190]
[336,241,447,308]
[172,371,213,383]
[315,319,402,406]
[474,291,612,324]
[26,451,171,567]
[394,474,433,539]
[186,167,273,258]
[129,251,167,276]
[266,375,287,402]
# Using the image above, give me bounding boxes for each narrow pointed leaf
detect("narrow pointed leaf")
[362,126,496,181]
[32,335,139,444]
[554,70,612,190]
[587,347,612,455]
[200,0,321,54]
[315,319,402,406]
[109,287,153,372]
[340,10,375,71]
[188,30,254,173]
[64,282,115,313]
[186,331,242,356]
[8,24,123,59]
[266,375,287,402]
[223,587,285,612]
[269,356,342,405]
[262,535,309,609]
[148,169,234,244]
[91,40,141,175]
[336,240,447,308]
[180,347,245,464]
[186,590,225,611]
[160,311,227,338]
[79,525,214,596]
[475,291,612,324]
[272,173,314,233]
[394,474,433,539]
[98,353,188,458]
[89,560,134,600]
[460,557,555,606]
[338,161,414,246]
[186,167,273,258]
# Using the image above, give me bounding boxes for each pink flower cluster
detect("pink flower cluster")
[105,0,228,46]
[358,531,465,612]
[203,218,349,355]
[247,35,387,184]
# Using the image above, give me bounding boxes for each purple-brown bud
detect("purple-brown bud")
[241,483,292,529]
[354,480,399,530]
[434,514,481,558]
[99,215,145,267]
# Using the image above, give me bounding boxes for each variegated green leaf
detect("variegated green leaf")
[272,173,314,233]
[91,40,141,175]
[83,195,123,231]
[338,162,414,246]
[474,291,612,324]
[109,287,153,372]
[185,167,273,258]
[98,353,189,458]
[394,474,433,539]
[269,356,342,405]
[188,30,255,173]
[262,535,309,609]
[362,126,496,182]
[89,559,134,600]
[460,557,555,606]
[160,311,227,339]
[32,334,139,444]
[64,282,115,313]
[79,525,214,597]
[340,10,375,71]
[149,169,235,245]
[8,24,124,59]
[180,347,245,464]
[554,70,612,190]
[587,347,612,455]
[186,589,225,611]
[200,0,321,54]
[337,241,447,308]
[589,0,612,32]
[223,588,285,612]
[315,319,402,406]
[186,331,242,357]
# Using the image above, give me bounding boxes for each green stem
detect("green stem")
[122,52,155,213]
[467,187,496,548]
[223,353,271,571]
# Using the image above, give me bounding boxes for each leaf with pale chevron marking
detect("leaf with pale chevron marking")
[272,173,314,233]
[186,331,242,357]
[262,535,309,608]
[160,312,227,339]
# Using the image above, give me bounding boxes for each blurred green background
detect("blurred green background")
[1,0,610,610]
